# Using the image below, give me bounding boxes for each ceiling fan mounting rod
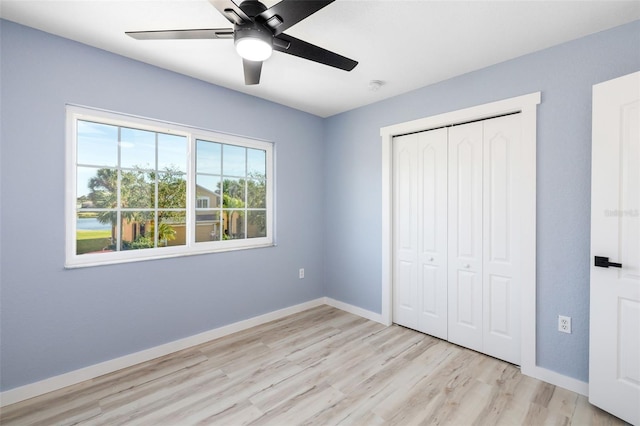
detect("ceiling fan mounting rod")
[239,0,265,16]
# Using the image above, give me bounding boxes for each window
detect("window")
[66,106,273,268]
[196,197,210,209]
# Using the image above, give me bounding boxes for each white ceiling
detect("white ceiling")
[1,0,639,117]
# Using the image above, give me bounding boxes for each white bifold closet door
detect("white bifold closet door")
[393,128,449,340]
[393,114,521,365]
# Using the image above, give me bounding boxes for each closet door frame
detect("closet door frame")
[381,92,541,382]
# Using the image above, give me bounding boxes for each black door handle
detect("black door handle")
[595,256,622,268]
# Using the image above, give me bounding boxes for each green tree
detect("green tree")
[222,179,245,207]
[246,172,266,208]
[84,166,186,249]
[149,221,177,246]
[87,168,119,241]
[217,174,267,238]
[246,173,266,235]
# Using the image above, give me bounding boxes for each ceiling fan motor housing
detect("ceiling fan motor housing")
[238,0,268,18]
[234,23,273,46]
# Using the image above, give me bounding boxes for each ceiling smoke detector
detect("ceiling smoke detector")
[369,80,385,91]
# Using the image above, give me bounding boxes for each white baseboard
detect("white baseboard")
[0,298,326,407]
[324,297,384,324]
[522,365,589,396]
[0,297,588,407]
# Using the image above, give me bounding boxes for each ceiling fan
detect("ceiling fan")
[126,0,358,85]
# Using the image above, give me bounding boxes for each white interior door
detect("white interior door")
[448,122,484,353]
[589,71,640,425]
[393,129,448,339]
[482,115,521,365]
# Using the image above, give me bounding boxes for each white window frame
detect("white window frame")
[65,105,274,268]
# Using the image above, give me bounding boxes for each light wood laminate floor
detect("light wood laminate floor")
[0,305,626,425]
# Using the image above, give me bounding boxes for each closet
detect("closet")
[392,113,521,365]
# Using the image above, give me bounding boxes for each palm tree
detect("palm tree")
[87,168,118,241]
[87,167,153,246]
[154,222,177,246]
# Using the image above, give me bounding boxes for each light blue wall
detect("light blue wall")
[323,20,640,382]
[0,20,325,391]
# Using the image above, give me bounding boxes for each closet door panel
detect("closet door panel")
[482,114,521,364]
[393,134,419,329]
[417,129,448,339]
[448,122,483,352]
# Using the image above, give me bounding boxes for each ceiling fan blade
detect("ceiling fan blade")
[126,28,234,40]
[258,0,334,36]
[274,33,357,71]
[243,59,262,85]
[208,0,251,25]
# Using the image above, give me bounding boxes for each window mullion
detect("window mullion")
[244,148,248,239]
[154,132,159,248]
[188,134,196,247]
[116,127,122,252]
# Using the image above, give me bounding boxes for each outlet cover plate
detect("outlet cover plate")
[558,315,571,333]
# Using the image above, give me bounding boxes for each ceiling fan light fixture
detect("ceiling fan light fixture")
[235,27,273,61]
[236,37,272,61]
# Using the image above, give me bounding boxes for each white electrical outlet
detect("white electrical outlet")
[558,315,571,333]
[299,268,305,279]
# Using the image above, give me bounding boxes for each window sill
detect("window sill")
[64,242,276,269]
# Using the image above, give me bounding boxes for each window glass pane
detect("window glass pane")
[77,121,118,167]
[120,127,155,169]
[157,172,186,209]
[121,169,154,209]
[196,211,222,242]
[247,148,266,177]
[197,140,221,175]
[222,178,246,208]
[158,133,187,173]
[158,212,186,247]
[196,175,221,208]
[247,179,266,208]
[223,210,245,239]
[247,211,266,238]
[223,144,246,177]
[78,167,118,209]
[121,212,154,250]
[76,212,113,255]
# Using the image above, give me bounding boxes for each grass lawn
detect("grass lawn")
[77,229,111,254]
[77,229,111,240]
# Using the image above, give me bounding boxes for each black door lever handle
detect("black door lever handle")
[594,256,622,268]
